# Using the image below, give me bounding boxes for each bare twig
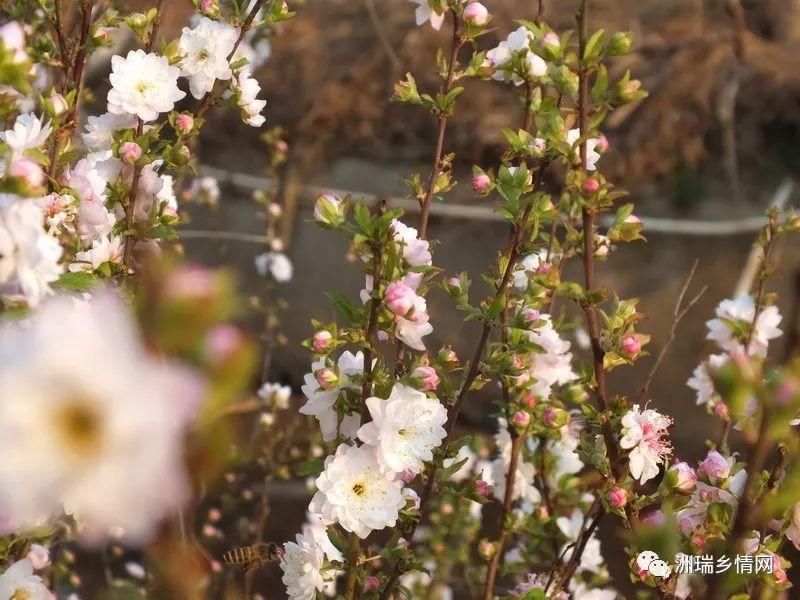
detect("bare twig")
[637,261,707,401]
[363,0,401,70]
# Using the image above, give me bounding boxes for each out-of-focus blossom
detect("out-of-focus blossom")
[706,294,782,357]
[0,113,52,155]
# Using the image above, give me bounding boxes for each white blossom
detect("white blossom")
[409,0,445,30]
[0,194,63,307]
[280,515,342,600]
[687,353,729,408]
[706,294,782,357]
[566,128,601,171]
[300,351,365,441]
[557,509,604,574]
[68,235,124,273]
[0,292,202,543]
[525,314,578,399]
[391,219,431,267]
[308,443,405,538]
[82,112,137,151]
[258,382,291,410]
[107,50,185,122]
[487,27,546,85]
[620,404,672,484]
[233,71,267,127]
[255,251,293,282]
[179,17,237,99]
[358,383,447,475]
[0,559,50,599]
[0,113,52,155]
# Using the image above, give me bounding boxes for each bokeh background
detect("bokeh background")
[106,0,800,596]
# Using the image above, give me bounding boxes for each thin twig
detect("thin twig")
[418,10,463,239]
[363,0,401,70]
[482,434,524,599]
[637,261,707,401]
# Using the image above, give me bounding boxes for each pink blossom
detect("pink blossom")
[363,576,380,592]
[120,141,142,165]
[385,281,421,318]
[475,480,491,498]
[621,333,642,358]
[26,544,50,569]
[512,410,530,428]
[522,307,540,324]
[9,157,45,188]
[314,368,338,390]
[463,2,489,26]
[312,330,333,352]
[582,178,600,194]
[620,404,673,484]
[175,113,194,135]
[698,450,730,481]
[412,364,439,391]
[472,172,491,193]
[667,461,697,492]
[608,487,628,509]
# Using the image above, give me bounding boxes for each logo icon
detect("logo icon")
[636,551,672,578]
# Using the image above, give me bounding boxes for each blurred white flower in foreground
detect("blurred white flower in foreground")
[0,292,203,544]
[0,193,63,307]
[308,443,405,538]
[0,559,50,599]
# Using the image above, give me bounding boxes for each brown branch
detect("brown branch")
[637,260,707,401]
[549,498,603,594]
[418,10,463,240]
[360,242,383,414]
[745,215,778,353]
[482,433,524,599]
[536,0,545,25]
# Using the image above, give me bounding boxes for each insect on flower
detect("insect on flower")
[223,543,285,572]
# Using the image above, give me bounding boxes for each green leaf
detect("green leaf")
[54,271,99,292]
[325,291,359,324]
[296,458,324,477]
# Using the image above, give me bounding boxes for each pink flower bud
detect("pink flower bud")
[608,486,628,509]
[270,238,284,252]
[478,540,496,559]
[199,0,218,14]
[363,576,380,592]
[511,410,530,428]
[529,137,546,156]
[542,32,560,47]
[120,141,142,165]
[312,330,333,352]
[441,502,454,515]
[439,348,458,363]
[668,461,697,492]
[413,365,440,391]
[93,27,110,43]
[463,2,489,26]
[537,506,549,519]
[522,394,537,408]
[472,172,491,194]
[699,450,730,481]
[475,480,490,498]
[175,113,194,135]
[713,401,729,421]
[9,157,44,188]
[582,178,600,195]
[268,202,283,217]
[208,508,222,522]
[596,134,610,153]
[384,281,417,317]
[522,308,540,324]
[314,368,338,390]
[50,93,68,116]
[625,214,642,225]
[403,488,421,510]
[621,333,641,358]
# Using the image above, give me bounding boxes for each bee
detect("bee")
[223,543,284,572]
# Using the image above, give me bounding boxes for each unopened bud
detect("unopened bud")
[621,333,642,358]
[543,406,568,428]
[608,486,628,509]
[314,368,338,390]
[472,171,491,194]
[50,93,68,116]
[363,576,380,593]
[175,113,194,135]
[511,410,530,428]
[120,141,142,165]
[312,330,333,352]
[313,193,344,227]
[582,178,600,195]
[463,2,489,26]
[9,157,44,188]
[268,202,283,217]
[413,365,440,392]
